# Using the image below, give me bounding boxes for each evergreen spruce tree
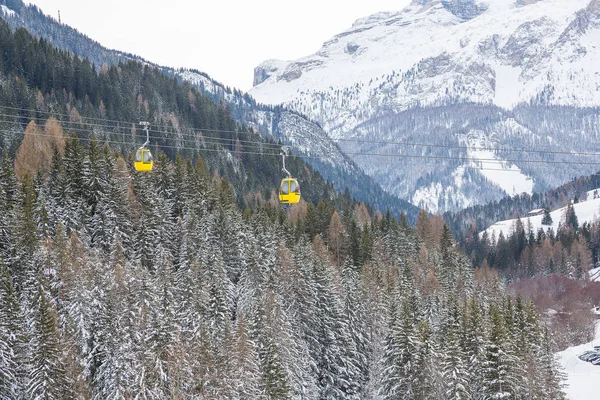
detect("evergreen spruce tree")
[341,260,370,396]
[541,208,553,226]
[442,298,471,400]
[12,174,42,301]
[227,317,266,399]
[412,321,442,400]
[93,232,136,399]
[537,327,566,400]
[83,136,108,249]
[482,304,515,400]
[144,242,177,398]
[0,263,26,399]
[27,281,69,400]
[62,135,86,234]
[0,152,18,270]
[381,297,417,399]
[253,290,292,400]
[465,298,486,399]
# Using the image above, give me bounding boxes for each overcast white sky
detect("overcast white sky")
[25,0,411,91]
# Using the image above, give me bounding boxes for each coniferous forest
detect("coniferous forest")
[0,12,569,400]
[0,147,566,399]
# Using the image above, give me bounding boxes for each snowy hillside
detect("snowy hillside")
[558,320,600,400]
[250,0,600,212]
[481,189,600,239]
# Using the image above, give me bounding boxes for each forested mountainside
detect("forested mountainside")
[250,0,600,213]
[0,0,421,221]
[0,143,566,398]
[0,17,348,211]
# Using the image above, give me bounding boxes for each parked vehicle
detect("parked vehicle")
[579,351,597,362]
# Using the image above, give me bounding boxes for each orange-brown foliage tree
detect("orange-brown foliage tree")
[15,118,65,178]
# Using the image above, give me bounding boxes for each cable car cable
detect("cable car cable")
[2,128,592,173]
[3,105,600,157]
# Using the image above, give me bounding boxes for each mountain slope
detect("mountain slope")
[0,0,420,220]
[250,0,600,212]
[251,0,600,113]
[481,189,600,239]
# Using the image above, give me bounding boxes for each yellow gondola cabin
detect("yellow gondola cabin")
[279,178,300,204]
[134,148,153,172]
[134,121,153,172]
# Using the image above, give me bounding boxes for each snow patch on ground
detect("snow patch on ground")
[557,320,600,400]
[465,130,533,197]
[493,64,522,109]
[589,266,600,283]
[412,182,444,214]
[1,5,16,17]
[586,188,600,201]
[468,147,533,196]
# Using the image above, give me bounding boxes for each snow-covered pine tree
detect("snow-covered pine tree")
[0,262,26,399]
[27,280,69,400]
[200,213,233,346]
[537,327,566,400]
[0,151,18,270]
[217,178,247,285]
[541,208,553,226]
[341,260,370,396]
[381,297,418,399]
[143,242,177,398]
[13,174,39,294]
[93,232,136,399]
[482,304,515,400]
[227,317,266,399]
[83,136,109,249]
[464,298,486,398]
[252,289,292,400]
[311,252,361,399]
[412,320,443,400]
[62,135,87,235]
[442,297,471,400]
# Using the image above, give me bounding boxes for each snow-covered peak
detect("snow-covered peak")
[253,59,288,86]
[251,0,597,110]
[351,11,399,28]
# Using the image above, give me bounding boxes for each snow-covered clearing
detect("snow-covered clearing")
[482,195,600,239]
[493,64,522,109]
[1,5,15,17]
[557,320,600,400]
[467,148,533,197]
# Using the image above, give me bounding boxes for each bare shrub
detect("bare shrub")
[509,274,599,350]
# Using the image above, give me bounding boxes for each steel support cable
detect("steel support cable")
[3,105,600,157]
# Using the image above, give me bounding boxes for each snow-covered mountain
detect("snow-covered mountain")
[250,0,600,212]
